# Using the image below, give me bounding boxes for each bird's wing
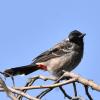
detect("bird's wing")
[32,40,72,63]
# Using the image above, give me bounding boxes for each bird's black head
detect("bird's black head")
[68,30,86,44]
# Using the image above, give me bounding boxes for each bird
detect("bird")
[4,30,85,78]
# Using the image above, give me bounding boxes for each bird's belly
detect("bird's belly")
[37,51,82,77]
[47,56,67,72]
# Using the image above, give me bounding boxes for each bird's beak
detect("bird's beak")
[79,33,86,38]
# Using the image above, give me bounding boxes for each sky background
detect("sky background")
[0,0,100,100]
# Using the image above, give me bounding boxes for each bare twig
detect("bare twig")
[73,82,77,96]
[7,71,99,92]
[0,71,15,87]
[59,86,72,99]
[84,85,93,100]
[63,71,100,91]
[14,78,76,90]
[0,71,99,100]
[8,87,40,100]
[0,76,17,100]
[17,76,37,100]
[36,88,53,99]
[17,75,56,100]
[29,75,57,81]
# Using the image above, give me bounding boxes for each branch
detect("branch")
[36,88,53,99]
[84,85,93,100]
[59,86,72,99]
[14,78,76,90]
[17,75,56,100]
[0,76,18,100]
[72,82,77,96]
[0,75,40,100]
[63,71,100,91]
[0,71,100,100]
[8,87,40,100]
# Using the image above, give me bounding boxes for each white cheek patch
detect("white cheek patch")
[65,38,69,41]
[67,38,69,41]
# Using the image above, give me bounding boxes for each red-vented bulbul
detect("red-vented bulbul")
[4,30,85,77]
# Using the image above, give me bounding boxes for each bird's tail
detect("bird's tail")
[4,64,39,77]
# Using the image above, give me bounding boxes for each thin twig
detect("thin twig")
[0,71,15,87]
[17,75,56,100]
[0,76,17,100]
[30,75,57,81]
[8,87,40,100]
[63,71,100,91]
[59,86,72,99]
[0,71,99,100]
[36,88,53,99]
[84,85,93,100]
[17,77,37,100]
[36,74,72,99]
[73,82,77,96]
[14,78,76,90]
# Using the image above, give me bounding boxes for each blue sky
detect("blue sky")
[0,0,100,100]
